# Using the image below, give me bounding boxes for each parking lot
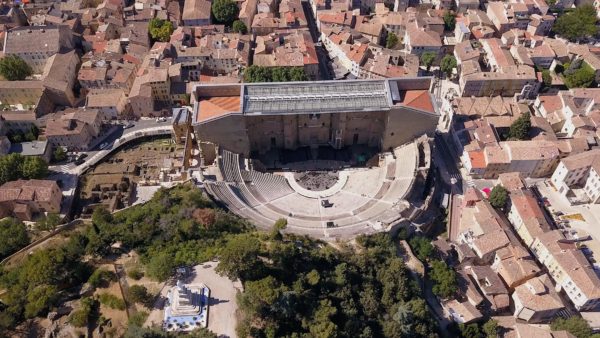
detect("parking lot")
[534,180,600,271]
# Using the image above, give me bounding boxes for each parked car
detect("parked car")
[326,221,337,228]
[123,122,134,129]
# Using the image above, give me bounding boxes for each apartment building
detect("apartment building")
[253,31,320,80]
[85,89,129,119]
[182,0,211,26]
[404,23,442,55]
[506,188,552,247]
[0,179,62,221]
[486,1,530,34]
[3,26,74,73]
[512,274,565,323]
[531,230,600,311]
[44,108,102,151]
[551,149,600,204]
[459,62,539,97]
[41,50,80,107]
[464,139,559,179]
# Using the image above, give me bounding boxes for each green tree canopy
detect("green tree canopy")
[216,233,262,280]
[440,55,457,77]
[21,156,49,180]
[128,285,153,307]
[0,153,49,185]
[146,252,175,282]
[70,297,98,328]
[420,52,437,70]
[542,69,552,87]
[386,32,399,49]
[0,217,29,260]
[429,260,457,299]
[0,55,33,81]
[0,184,439,337]
[459,323,482,338]
[232,20,248,34]
[553,4,598,42]
[508,112,531,140]
[564,62,596,89]
[87,268,115,288]
[483,319,499,338]
[244,65,308,83]
[443,11,456,31]
[212,0,239,25]
[489,185,508,209]
[551,316,594,338]
[149,18,174,42]
[409,236,434,261]
[52,146,67,163]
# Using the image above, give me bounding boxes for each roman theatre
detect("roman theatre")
[191,77,440,239]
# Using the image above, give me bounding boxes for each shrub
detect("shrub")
[98,293,126,310]
[127,268,144,280]
[128,285,153,307]
[88,269,115,289]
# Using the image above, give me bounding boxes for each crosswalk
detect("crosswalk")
[50,163,75,173]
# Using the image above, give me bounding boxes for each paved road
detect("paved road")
[301,1,333,80]
[49,118,173,176]
[434,133,465,194]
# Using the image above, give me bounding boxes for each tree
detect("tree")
[88,268,115,288]
[24,285,58,318]
[127,267,144,280]
[52,146,67,163]
[37,213,61,231]
[70,297,98,328]
[271,218,287,240]
[420,52,437,70]
[232,20,248,34]
[551,316,593,338]
[482,319,499,338]
[146,252,175,281]
[440,55,457,77]
[128,285,153,307]
[443,11,456,31]
[386,32,399,49]
[0,218,29,259]
[508,112,531,140]
[459,323,483,338]
[553,4,598,42]
[216,234,262,280]
[564,63,596,89]
[212,0,238,25]
[489,185,508,209]
[0,153,48,185]
[310,299,338,338]
[542,69,552,87]
[149,18,174,42]
[21,156,48,179]
[429,260,457,299]
[244,65,308,83]
[409,236,434,261]
[0,55,33,81]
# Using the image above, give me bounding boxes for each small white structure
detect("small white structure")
[164,280,210,332]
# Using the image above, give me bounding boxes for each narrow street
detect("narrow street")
[301,0,333,80]
[434,133,465,195]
